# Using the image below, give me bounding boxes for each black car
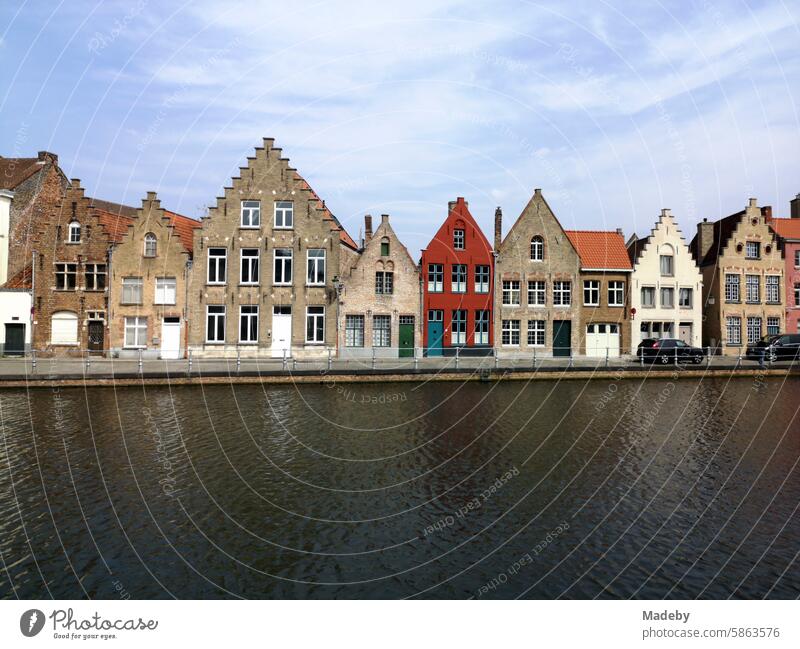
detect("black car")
[746,334,800,362]
[637,338,706,364]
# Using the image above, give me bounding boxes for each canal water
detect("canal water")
[0,375,798,599]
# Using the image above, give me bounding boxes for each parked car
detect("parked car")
[637,338,706,364]
[746,334,800,362]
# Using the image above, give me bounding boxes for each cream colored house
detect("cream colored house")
[627,209,703,349]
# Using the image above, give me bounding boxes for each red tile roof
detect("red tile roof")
[166,210,201,253]
[565,230,633,270]
[2,263,32,289]
[769,217,800,240]
[94,208,135,243]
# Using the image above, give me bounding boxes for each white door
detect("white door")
[586,323,620,357]
[160,318,181,359]
[271,306,292,358]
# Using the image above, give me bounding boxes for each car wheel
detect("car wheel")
[769,353,777,363]
[660,354,669,364]
[693,354,703,364]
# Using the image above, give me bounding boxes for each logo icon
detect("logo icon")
[20,609,45,637]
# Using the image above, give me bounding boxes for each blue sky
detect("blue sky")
[2,0,799,253]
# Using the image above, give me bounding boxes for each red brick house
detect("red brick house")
[767,194,800,335]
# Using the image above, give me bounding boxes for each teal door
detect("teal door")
[427,322,443,356]
[553,320,571,357]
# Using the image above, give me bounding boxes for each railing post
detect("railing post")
[706,346,710,366]
[188,349,192,375]
[85,350,91,371]
[494,348,499,368]
[31,349,37,373]
[327,348,332,371]
[414,349,419,370]
[568,351,573,368]
[282,348,287,371]
[736,353,741,369]
[455,346,460,369]
[674,348,678,367]
[138,348,143,373]
[236,347,241,374]
[372,347,376,370]
[533,347,537,368]
[605,346,609,368]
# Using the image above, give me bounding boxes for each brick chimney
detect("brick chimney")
[364,214,373,244]
[696,218,714,260]
[494,206,502,252]
[615,227,624,238]
[791,193,800,219]
[380,213,389,226]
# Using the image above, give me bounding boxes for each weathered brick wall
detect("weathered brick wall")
[576,271,631,354]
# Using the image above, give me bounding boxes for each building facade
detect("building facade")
[188,138,358,358]
[494,189,582,357]
[565,230,632,357]
[767,194,800,335]
[420,197,494,356]
[338,214,421,358]
[627,209,703,349]
[691,199,785,354]
[108,192,199,358]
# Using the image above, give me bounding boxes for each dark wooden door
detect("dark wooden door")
[88,321,104,353]
[553,320,571,357]
[4,324,25,356]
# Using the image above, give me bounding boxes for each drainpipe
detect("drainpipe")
[30,250,36,356]
[184,257,191,358]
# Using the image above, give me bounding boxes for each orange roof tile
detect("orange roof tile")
[166,210,201,253]
[565,230,633,270]
[94,208,135,243]
[769,217,800,240]
[2,263,32,289]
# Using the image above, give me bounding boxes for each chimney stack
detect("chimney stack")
[380,213,389,225]
[494,207,502,252]
[791,193,800,219]
[364,214,373,244]
[696,218,714,260]
[615,227,624,238]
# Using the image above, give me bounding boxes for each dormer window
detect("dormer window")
[453,228,465,250]
[68,221,81,243]
[144,232,157,257]
[530,236,544,261]
[380,237,390,256]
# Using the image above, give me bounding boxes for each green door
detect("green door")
[4,323,25,356]
[553,320,571,357]
[399,317,414,358]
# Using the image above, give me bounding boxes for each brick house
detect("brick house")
[565,230,632,356]
[188,138,358,358]
[691,198,785,354]
[420,197,494,356]
[494,189,582,357]
[108,192,199,358]
[338,213,421,358]
[767,194,800,335]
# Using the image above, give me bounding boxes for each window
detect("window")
[583,280,600,306]
[453,229,465,250]
[724,274,740,302]
[380,239,390,256]
[659,254,674,276]
[143,233,157,257]
[207,248,227,284]
[795,282,800,307]
[745,241,760,259]
[274,201,293,228]
[474,265,490,293]
[68,221,81,243]
[767,316,780,336]
[766,275,780,303]
[121,277,143,304]
[304,249,325,285]
[451,310,467,345]
[530,236,544,261]
[375,271,394,294]
[502,320,520,346]
[273,249,293,285]
[502,280,520,305]
[239,305,259,343]
[726,316,741,345]
[608,281,624,307]
[84,263,106,290]
[372,314,391,347]
[206,305,226,343]
[451,264,467,293]
[51,311,78,344]
[528,320,545,346]
[795,250,800,267]
[428,309,443,322]
[746,316,762,344]
[240,249,260,285]
[660,287,674,308]
[306,306,325,343]
[154,277,176,305]
[745,275,760,303]
[679,287,693,308]
[641,286,655,308]
[528,280,545,306]
[427,264,443,292]
[241,200,260,227]
[553,281,571,306]
[55,263,77,290]
[124,316,147,348]
[345,315,365,347]
[474,310,489,345]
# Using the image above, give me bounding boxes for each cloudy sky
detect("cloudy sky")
[1,0,799,253]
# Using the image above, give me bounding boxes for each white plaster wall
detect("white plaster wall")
[0,191,13,286]
[0,290,33,347]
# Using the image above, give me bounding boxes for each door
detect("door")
[679,322,692,345]
[585,323,619,357]
[87,320,104,353]
[4,324,25,356]
[160,317,181,359]
[271,306,292,358]
[398,316,414,358]
[553,320,571,357]
[426,310,443,356]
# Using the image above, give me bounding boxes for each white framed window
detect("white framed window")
[84,263,107,291]
[583,280,600,306]
[55,263,78,290]
[530,236,544,261]
[726,316,741,345]
[767,316,780,336]
[641,286,655,308]
[660,287,674,308]
[502,280,520,305]
[451,264,467,293]
[345,314,364,347]
[240,248,260,285]
[306,306,325,343]
[373,314,391,347]
[239,305,259,343]
[241,200,261,228]
[453,228,465,250]
[528,280,545,306]
[795,250,800,267]
[724,274,740,302]
[501,319,520,346]
[451,310,467,345]
[766,275,780,303]
[746,316,762,344]
[427,264,443,292]
[274,201,293,228]
[745,275,760,303]
[68,221,81,243]
[679,287,693,308]
[474,265,490,293]
[306,249,325,285]
[553,281,571,306]
[154,277,177,305]
[745,241,760,259]
[375,271,393,294]
[527,320,545,346]
[608,281,624,307]
[121,277,143,305]
[124,316,147,348]
[474,310,489,345]
[273,249,293,285]
[207,248,227,284]
[206,305,226,343]
[143,232,157,257]
[659,254,674,276]
[51,311,78,344]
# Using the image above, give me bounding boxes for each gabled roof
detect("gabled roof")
[94,206,136,243]
[626,234,650,265]
[0,157,44,189]
[1,263,32,289]
[296,175,358,250]
[565,230,632,270]
[689,206,774,265]
[89,197,137,219]
[769,217,800,241]
[165,210,201,253]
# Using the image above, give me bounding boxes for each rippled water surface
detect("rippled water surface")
[1,376,798,599]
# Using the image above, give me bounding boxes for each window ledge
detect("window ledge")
[49,342,79,346]
[206,283,226,287]
[239,226,261,230]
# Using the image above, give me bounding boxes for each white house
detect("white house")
[0,189,33,355]
[627,209,703,349]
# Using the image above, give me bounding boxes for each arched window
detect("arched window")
[144,233,157,257]
[51,311,78,344]
[530,235,544,261]
[68,221,81,243]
